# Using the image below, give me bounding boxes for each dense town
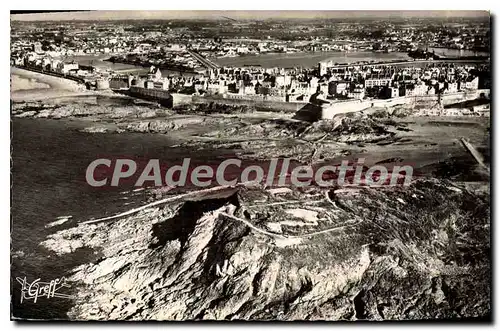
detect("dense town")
[10,16,491,111]
[10,15,490,56]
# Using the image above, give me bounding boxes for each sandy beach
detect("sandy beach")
[10,67,89,102]
[11,74,50,91]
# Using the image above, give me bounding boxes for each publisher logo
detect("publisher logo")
[16,276,73,303]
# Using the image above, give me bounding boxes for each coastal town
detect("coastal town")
[10,15,490,57]
[10,14,490,118]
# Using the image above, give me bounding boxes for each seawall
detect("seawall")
[128,86,173,107]
[196,95,307,112]
[13,65,86,85]
[170,93,307,112]
[320,89,490,119]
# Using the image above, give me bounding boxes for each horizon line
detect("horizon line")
[11,10,491,22]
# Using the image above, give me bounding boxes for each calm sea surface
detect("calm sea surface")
[65,51,412,73]
[64,49,489,74]
[10,118,233,319]
[427,47,490,58]
[212,51,412,68]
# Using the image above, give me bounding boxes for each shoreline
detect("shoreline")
[10,67,90,102]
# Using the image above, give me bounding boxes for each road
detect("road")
[188,50,220,70]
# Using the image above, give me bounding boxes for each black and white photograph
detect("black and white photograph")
[9,9,491,321]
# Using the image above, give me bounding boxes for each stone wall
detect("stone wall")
[129,86,173,107]
[320,89,491,119]
[191,94,307,112]
[171,93,194,107]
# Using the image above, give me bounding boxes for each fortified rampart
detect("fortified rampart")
[190,94,307,112]
[320,89,490,119]
[124,90,307,112]
[172,93,307,113]
[128,86,173,108]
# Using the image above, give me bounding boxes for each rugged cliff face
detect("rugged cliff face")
[41,179,490,321]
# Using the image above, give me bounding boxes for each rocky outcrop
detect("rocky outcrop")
[11,101,237,135]
[41,179,490,321]
[11,102,166,120]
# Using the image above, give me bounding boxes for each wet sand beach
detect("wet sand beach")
[10,67,89,102]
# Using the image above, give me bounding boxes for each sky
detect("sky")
[10,10,490,21]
